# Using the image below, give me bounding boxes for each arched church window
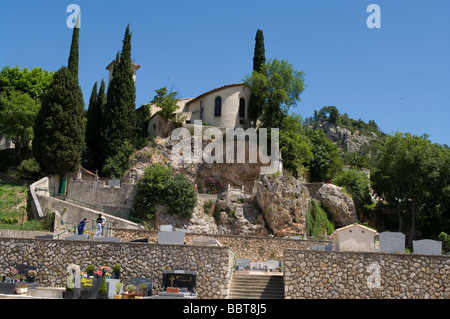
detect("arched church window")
[239,98,245,119]
[214,96,222,117]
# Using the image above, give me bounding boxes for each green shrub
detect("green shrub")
[306,200,334,239]
[18,158,43,180]
[165,174,197,219]
[332,169,373,214]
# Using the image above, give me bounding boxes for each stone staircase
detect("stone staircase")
[228,271,284,299]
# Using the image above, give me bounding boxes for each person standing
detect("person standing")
[77,218,89,235]
[95,214,106,237]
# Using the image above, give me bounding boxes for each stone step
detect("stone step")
[228,272,285,299]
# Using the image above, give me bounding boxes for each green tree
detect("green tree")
[371,132,445,247]
[32,67,85,176]
[67,14,80,79]
[165,173,198,219]
[279,114,313,178]
[332,169,373,216]
[152,87,179,120]
[305,129,342,182]
[84,80,106,171]
[0,65,54,100]
[131,164,173,220]
[244,58,305,131]
[306,200,334,239]
[0,90,40,157]
[100,25,137,169]
[248,29,266,124]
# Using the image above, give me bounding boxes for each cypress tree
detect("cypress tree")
[67,14,80,79]
[84,81,99,171]
[33,66,85,176]
[248,29,266,125]
[100,25,137,169]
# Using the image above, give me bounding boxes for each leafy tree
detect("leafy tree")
[279,113,313,178]
[165,173,197,219]
[248,29,266,124]
[371,132,446,246]
[332,169,373,216]
[32,66,85,176]
[244,58,305,131]
[305,128,342,182]
[102,141,134,179]
[0,90,40,157]
[152,87,179,120]
[131,164,173,220]
[0,65,54,100]
[100,25,137,168]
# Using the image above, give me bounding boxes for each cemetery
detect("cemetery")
[0,222,449,299]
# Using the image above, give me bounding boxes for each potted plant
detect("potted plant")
[9,268,19,282]
[81,278,93,299]
[122,284,136,299]
[86,264,95,277]
[136,283,148,299]
[97,275,108,299]
[27,270,37,283]
[112,264,121,279]
[15,281,28,295]
[114,282,123,299]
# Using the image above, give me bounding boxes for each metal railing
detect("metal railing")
[53,220,113,239]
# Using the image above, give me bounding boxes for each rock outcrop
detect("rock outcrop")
[305,182,357,228]
[254,175,311,237]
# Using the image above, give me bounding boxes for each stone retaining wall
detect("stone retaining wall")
[113,229,330,262]
[0,237,235,299]
[284,249,450,299]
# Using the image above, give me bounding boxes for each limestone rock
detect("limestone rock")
[254,175,311,237]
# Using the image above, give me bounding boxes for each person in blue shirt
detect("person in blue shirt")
[77,218,89,235]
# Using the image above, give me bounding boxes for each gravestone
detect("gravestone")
[160,225,173,232]
[108,178,121,187]
[379,232,405,253]
[106,278,121,299]
[65,234,88,241]
[236,258,250,270]
[158,231,185,245]
[413,239,442,255]
[130,277,153,296]
[192,238,221,246]
[162,270,197,293]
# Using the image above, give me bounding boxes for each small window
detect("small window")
[239,98,245,118]
[214,96,222,117]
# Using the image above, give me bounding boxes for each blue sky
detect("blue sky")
[1,0,449,145]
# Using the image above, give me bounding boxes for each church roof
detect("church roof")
[185,83,245,106]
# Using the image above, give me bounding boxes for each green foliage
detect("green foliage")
[85,80,106,171]
[165,173,197,219]
[438,232,450,252]
[305,129,342,182]
[0,65,54,100]
[332,169,373,214]
[67,14,80,79]
[306,200,334,239]
[244,58,305,130]
[98,275,107,293]
[0,90,41,155]
[32,66,85,176]
[102,141,135,179]
[248,29,266,123]
[279,114,313,178]
[18,158,43,180]
[100,25,137,168]
[131,164,173,220]
[152,87,180,120]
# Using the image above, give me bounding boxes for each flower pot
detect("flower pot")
[113,272,120,280]
[81,290,89,299]
[27,276,36,283]
[64,290,74,299]
[15,287,28,295]
[135,295,143,299]
[113,294,122,299]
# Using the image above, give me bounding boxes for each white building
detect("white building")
[331,223,378,252]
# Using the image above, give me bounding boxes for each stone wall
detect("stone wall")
[284,249,450,299]
[0,237,234,299]
[114,229,330,262]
